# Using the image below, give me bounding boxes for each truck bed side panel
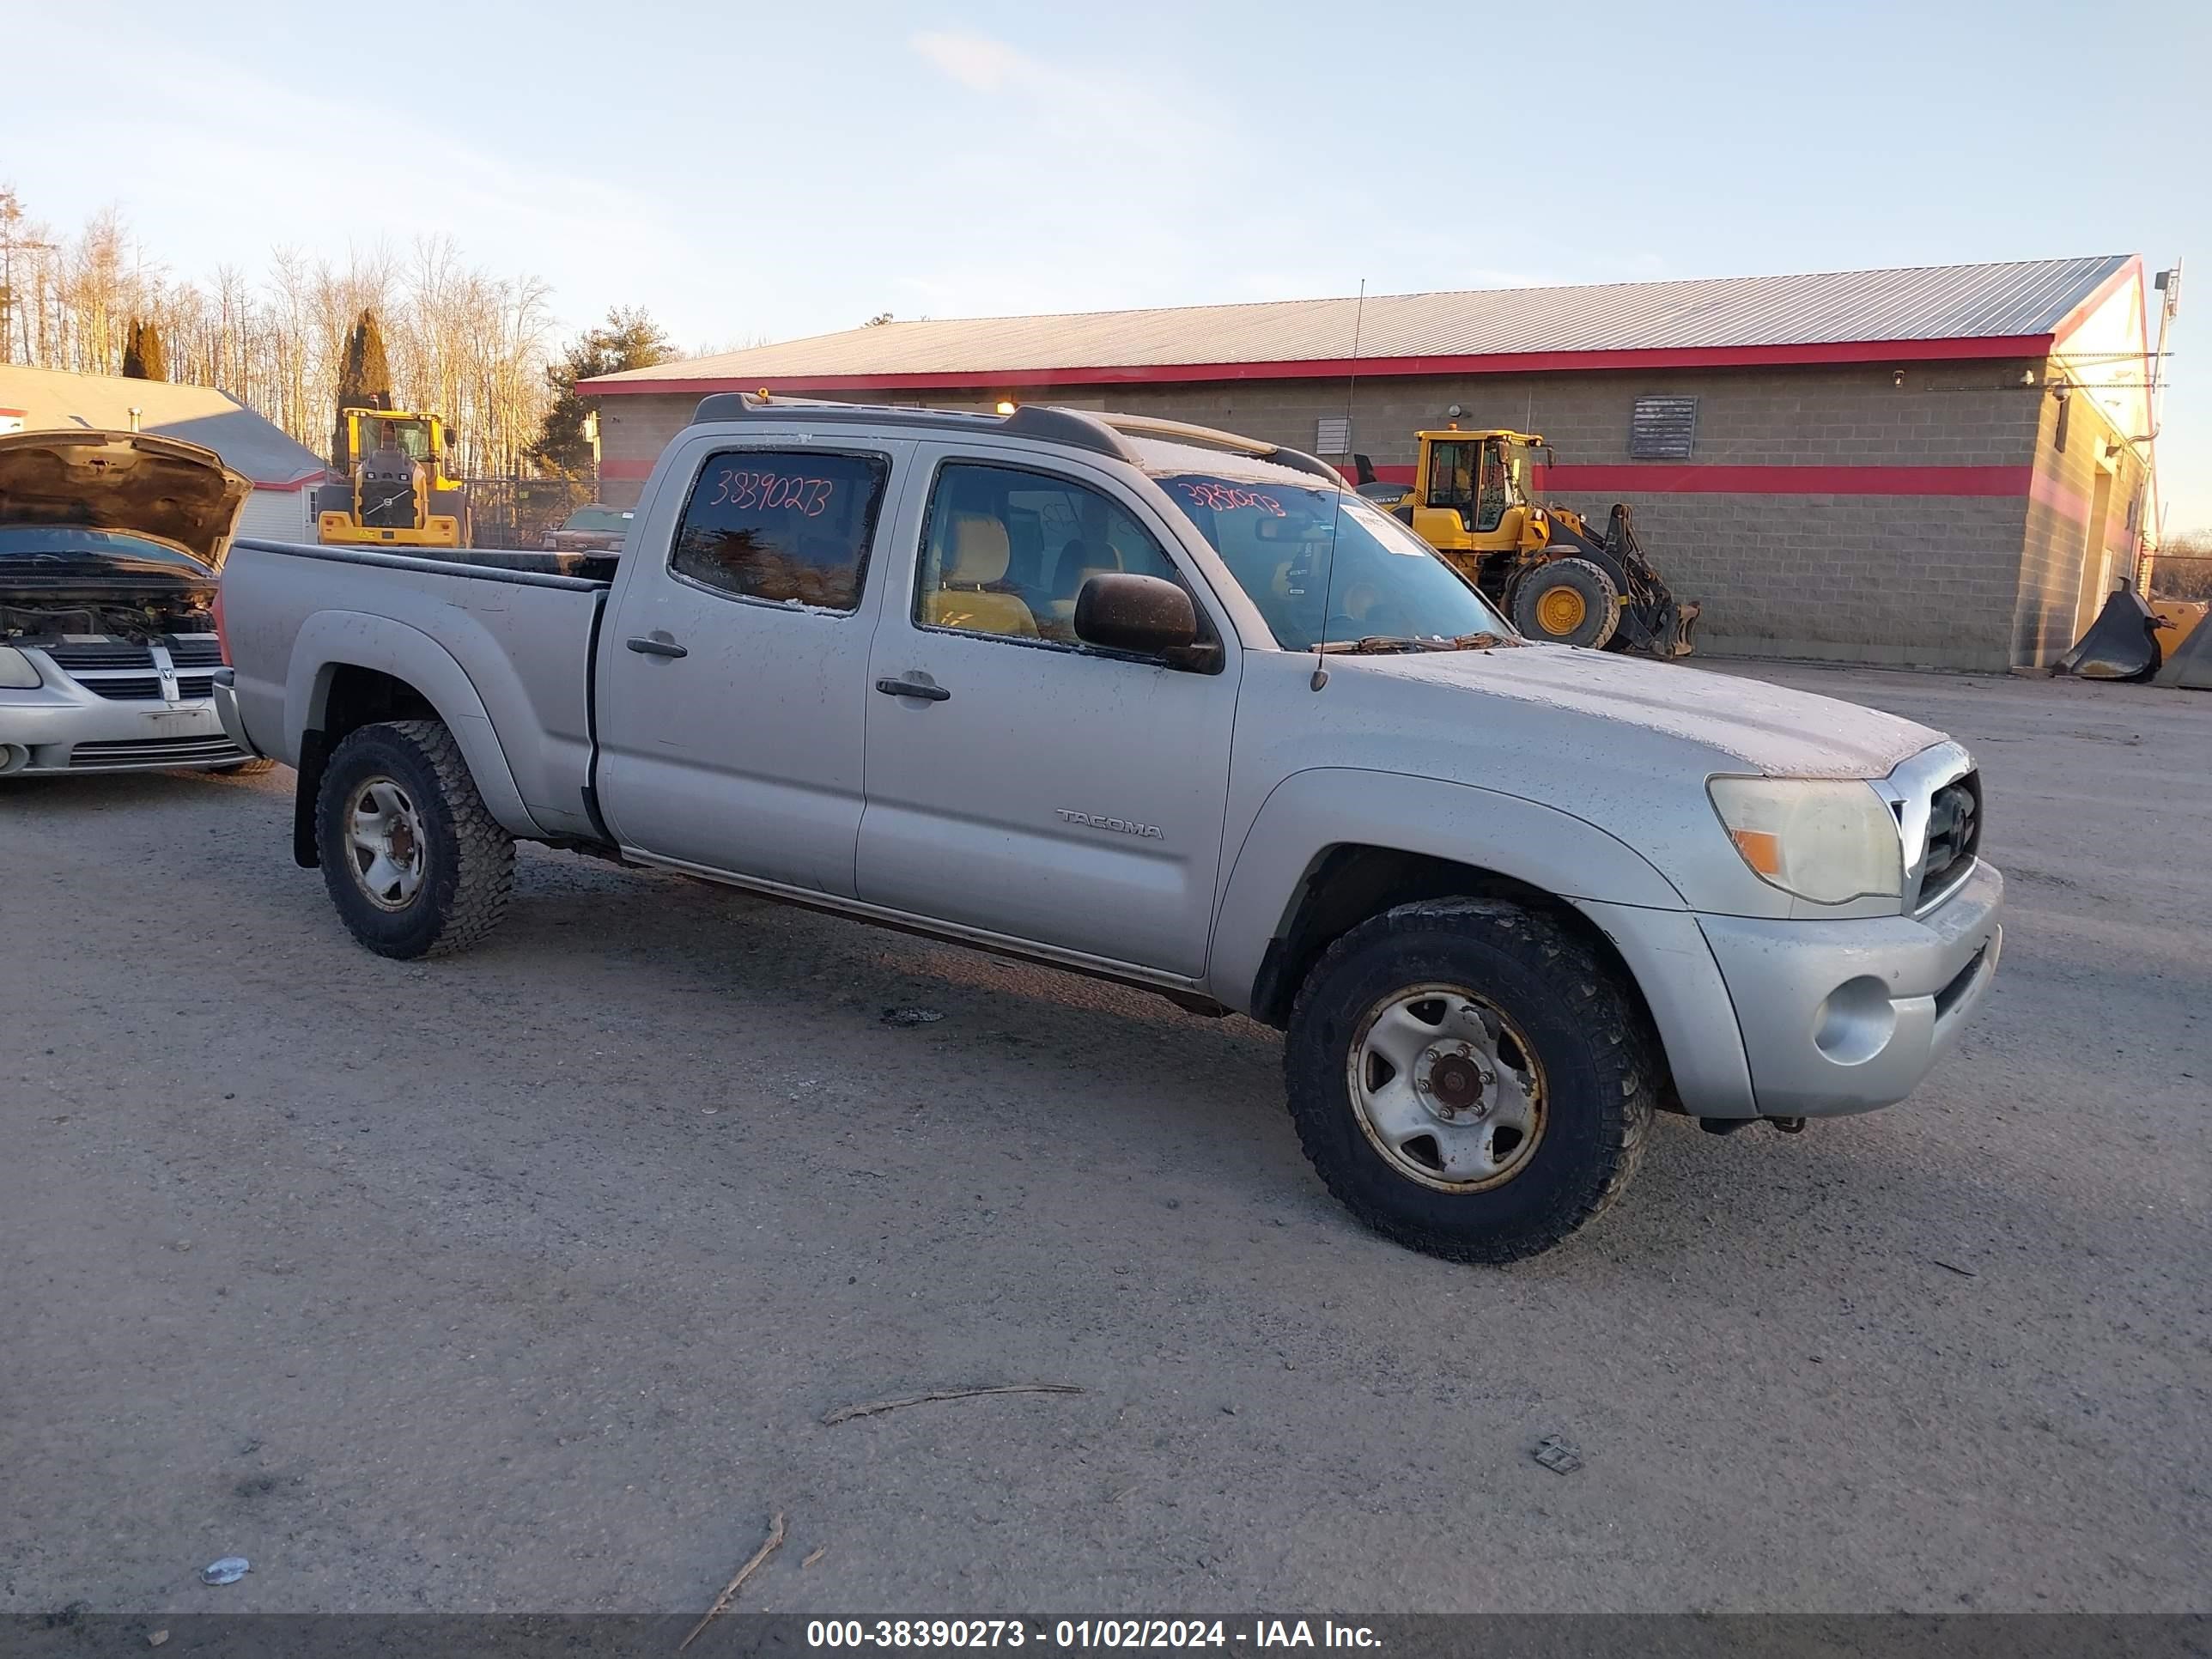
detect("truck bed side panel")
[222,541,604,838]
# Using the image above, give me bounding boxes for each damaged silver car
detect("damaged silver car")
[0,429,270,776]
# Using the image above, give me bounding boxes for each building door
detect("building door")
[2072,463,2117,640]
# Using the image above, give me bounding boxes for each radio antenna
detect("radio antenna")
[1311,278,1366,691]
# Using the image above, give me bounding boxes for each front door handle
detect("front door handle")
[627,635,688,659]
[874,676,951,702]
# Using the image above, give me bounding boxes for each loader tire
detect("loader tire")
[1284,899,1657,1263]
[316,719,514,960]
[1511,557,1619,648]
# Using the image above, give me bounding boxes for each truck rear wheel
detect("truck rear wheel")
[1283,899,1656,1262]
[1510,557,1620,648]
[315,718,514,959]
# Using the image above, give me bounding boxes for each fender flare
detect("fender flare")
[1208,767,1686,1018]
[285,609,543,839]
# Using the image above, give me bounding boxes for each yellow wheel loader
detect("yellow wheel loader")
[1357,430,1698,656]
[315,408,471,548]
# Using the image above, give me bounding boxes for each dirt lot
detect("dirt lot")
[3,663,2205,1616]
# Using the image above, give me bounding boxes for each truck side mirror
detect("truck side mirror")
[1074,574,1219,671]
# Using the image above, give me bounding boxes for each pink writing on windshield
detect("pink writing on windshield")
[1175,481,1287,517]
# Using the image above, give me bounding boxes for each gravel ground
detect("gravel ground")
[2,663,2205,1616]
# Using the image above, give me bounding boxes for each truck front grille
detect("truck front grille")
[1918,772,1982,906]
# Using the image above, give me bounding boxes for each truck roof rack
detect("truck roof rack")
[684,395,1346,484]
[1089,413,1347,484]
[689,393,1139,462]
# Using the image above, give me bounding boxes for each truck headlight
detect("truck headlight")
[0,647,42,690]
[1707,775,1902,904]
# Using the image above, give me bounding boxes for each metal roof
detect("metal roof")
[0,365,326,488]
[585,256,2132,392]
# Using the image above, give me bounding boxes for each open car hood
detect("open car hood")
[0,429,252,570]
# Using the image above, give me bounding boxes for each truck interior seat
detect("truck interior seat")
[926,513,1037,637]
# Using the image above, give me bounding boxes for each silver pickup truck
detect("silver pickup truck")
[216,397,2002,1261]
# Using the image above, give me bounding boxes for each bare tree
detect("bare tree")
[2,191,574,477]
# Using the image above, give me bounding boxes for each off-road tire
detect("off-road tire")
[1510,557,1620,649]
[316,719,514,959]
[1284,899,1657,1263]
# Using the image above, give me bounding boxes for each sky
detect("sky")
[6,0,2208,526]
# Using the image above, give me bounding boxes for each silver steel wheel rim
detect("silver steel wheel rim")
[1346,982,1547,1193]
[343,775,428,911]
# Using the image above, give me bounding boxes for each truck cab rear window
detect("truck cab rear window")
[671,450,890,612]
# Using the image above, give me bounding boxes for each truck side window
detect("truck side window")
[671,449,890,612]
[916,461,1184,646]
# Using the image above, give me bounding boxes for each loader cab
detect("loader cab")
[1407,430,1541,554]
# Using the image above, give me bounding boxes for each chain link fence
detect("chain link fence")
[462,476,596,550]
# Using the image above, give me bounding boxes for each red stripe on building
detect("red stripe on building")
[1362,463,2033,496]
[600,459,655,480]
[580,334,2058,398]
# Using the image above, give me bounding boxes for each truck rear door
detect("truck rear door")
[592,433,913,896]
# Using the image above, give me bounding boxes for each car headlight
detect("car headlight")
[0,646,43,690]
[1707,775,1902,904]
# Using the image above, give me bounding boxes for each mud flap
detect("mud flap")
[292,728,331,867]
[2053,587,2164,683]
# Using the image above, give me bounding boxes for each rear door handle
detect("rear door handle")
[627,635,687,659]
[875,676,951,702]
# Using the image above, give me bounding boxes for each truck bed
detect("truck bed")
[221,538,611,841]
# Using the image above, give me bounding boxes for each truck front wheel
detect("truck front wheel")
[315,719,514,959]
[1284,899,1656,1262]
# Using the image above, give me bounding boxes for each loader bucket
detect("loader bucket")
[2053,586,2163,683]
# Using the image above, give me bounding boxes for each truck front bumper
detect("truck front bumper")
[1696,859,2004,1117]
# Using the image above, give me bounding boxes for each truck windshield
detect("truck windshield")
[1158,473,1510,651]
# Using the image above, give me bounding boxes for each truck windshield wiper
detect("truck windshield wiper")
[1316,631,1514,655]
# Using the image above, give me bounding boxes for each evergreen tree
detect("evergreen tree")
[531,307,676,476]
[121,319,147,379]
[333,309,395,464]
[136,321,167,380]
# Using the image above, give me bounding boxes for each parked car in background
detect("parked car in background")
[216,397,2002,1263]
[0,429,269,776]
[541,504,633,554]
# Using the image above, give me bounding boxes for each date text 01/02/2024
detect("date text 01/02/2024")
[805,1621,1382,1649]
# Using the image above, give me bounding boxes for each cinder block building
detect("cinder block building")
[580,257,2164,671]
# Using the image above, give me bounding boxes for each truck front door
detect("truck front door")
[594,434,912,896]
[854,448,1239,979]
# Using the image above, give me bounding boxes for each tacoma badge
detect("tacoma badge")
[1055,808,1164,840]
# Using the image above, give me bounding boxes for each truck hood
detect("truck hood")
[1356,643,1942,778]
[0,429,251,569]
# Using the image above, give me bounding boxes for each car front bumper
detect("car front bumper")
[0,680,252,775]
[1694,858,2004,1116]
